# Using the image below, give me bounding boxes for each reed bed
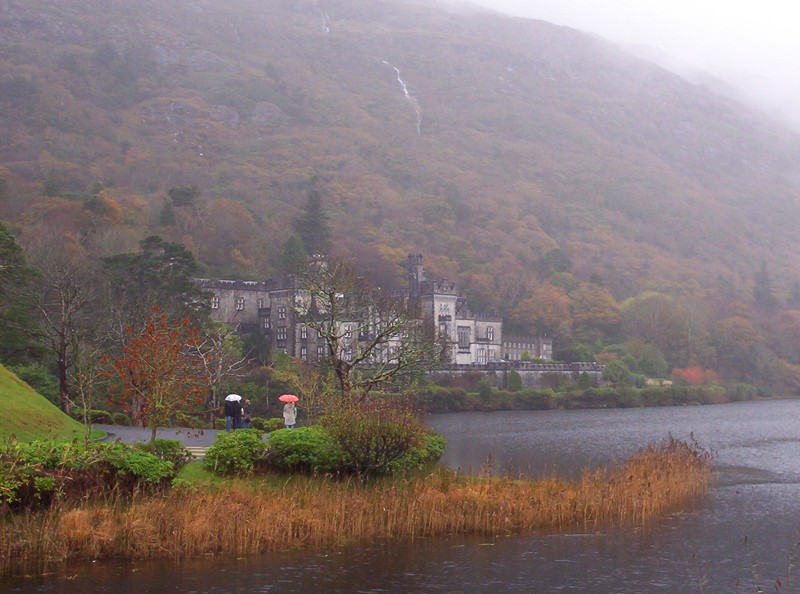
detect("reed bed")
[0,438,711,578]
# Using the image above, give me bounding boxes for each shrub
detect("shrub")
[320,397,426,479]
[70,409,113,424]
[389,433,447,473]
[203,429,268,476]
[214,418,226,430]
[112,412,131,426]
[252,417,284,433]
[507,369,523,392]
[134,439,193,474]
[265,426,344,474]
[0,440,175,510]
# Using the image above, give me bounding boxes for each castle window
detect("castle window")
[211,296,219,309]
[278,306,286,319]
[457,326,470,349]
[477,348,487,364]
[487,326,494,341]
[301,325,308,340]
[300,346,307,360]
[235,297,245,311]
[257,298,264,309]
[344,325,352,339]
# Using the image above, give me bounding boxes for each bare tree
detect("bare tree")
[296,258,446,398]
[67,336,105,443]
[190,321,251,424]
[25,241,97,412]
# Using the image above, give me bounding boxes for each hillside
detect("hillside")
[0,364,86,441]
[1,1,800,317]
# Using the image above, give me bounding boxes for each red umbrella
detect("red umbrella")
[278,394,299,403]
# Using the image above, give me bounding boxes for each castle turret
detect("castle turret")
[407,253,425,296]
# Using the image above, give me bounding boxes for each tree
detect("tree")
[712,316,764,382]
[102,235,210,338]
[753,261,779,311]
[294,184,330,256]
[570,284,621,341]
[512,281,571,335]
[538,248,572,278]
[107,307,208,443]
[0,222,38,362]
[279,233,308,274]
[296,258,446,398]
[25,237,97,412]
[602,359,631,387]
[190,321,251,423]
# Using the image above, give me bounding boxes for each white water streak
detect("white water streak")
[312,0,330,33]
[383,60,422,136]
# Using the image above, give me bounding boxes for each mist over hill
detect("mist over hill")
[2,0,800,353]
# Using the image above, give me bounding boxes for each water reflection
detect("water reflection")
[6,400,800,593]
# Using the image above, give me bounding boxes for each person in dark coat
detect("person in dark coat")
[223,397,243,432]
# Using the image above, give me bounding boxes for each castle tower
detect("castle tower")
[407,253,425,296]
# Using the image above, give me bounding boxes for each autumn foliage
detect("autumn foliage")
[106,307,209,442]
[671,367,719,386]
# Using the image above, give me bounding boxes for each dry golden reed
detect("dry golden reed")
[0,438,710,577]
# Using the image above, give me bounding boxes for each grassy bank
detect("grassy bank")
[0,438,711,578]
[0,364,88,442]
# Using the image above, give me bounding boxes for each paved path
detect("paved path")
[97,425,223,458]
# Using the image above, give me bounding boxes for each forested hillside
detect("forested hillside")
[3,0,800,393]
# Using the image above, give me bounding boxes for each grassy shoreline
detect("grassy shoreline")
[0,438,711,579]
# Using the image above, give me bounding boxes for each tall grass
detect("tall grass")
[0,438,710,578]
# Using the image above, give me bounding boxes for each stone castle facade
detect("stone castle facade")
[196,254,553,365]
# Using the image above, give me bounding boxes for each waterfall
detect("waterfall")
[383,60,422,136]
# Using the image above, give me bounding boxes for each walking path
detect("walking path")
[97,425,223,458]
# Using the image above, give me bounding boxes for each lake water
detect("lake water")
[7,400,800,593]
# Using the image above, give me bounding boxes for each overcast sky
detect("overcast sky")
[467,0,800,127]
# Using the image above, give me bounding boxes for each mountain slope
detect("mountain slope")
[1,0,800,314]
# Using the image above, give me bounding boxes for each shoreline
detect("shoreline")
[0,438,711,580]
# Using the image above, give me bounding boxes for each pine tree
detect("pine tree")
[294,184,330,256]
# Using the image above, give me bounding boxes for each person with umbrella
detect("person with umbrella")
[279,394,298,429]
[223,394,243,432]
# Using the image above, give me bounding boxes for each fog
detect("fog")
[464,0,800,128]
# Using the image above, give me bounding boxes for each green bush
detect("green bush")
[252,417,284,433]
[112,412,131,426]
[265,427,344,474]
[70,409,113,424]
[203,429,268,476]
[134,439,193,474]
[320,398,426,478]
[214,418,226,430]
[0,440,175,510]
[389,433,447,473]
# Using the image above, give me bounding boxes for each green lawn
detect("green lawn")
[0,363,90,442]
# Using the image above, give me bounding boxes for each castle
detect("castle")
[196,254,553,366]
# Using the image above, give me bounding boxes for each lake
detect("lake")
[7,400,800,592]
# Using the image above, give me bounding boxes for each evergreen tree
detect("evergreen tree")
[753,261,779,311]
[0,222,38,362]
[279,233,308,274]
[102,235,210,332]
[294,184,330,256]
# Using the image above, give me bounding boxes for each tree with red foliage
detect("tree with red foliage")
[106,307,208,443]
[671,367,719,386]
